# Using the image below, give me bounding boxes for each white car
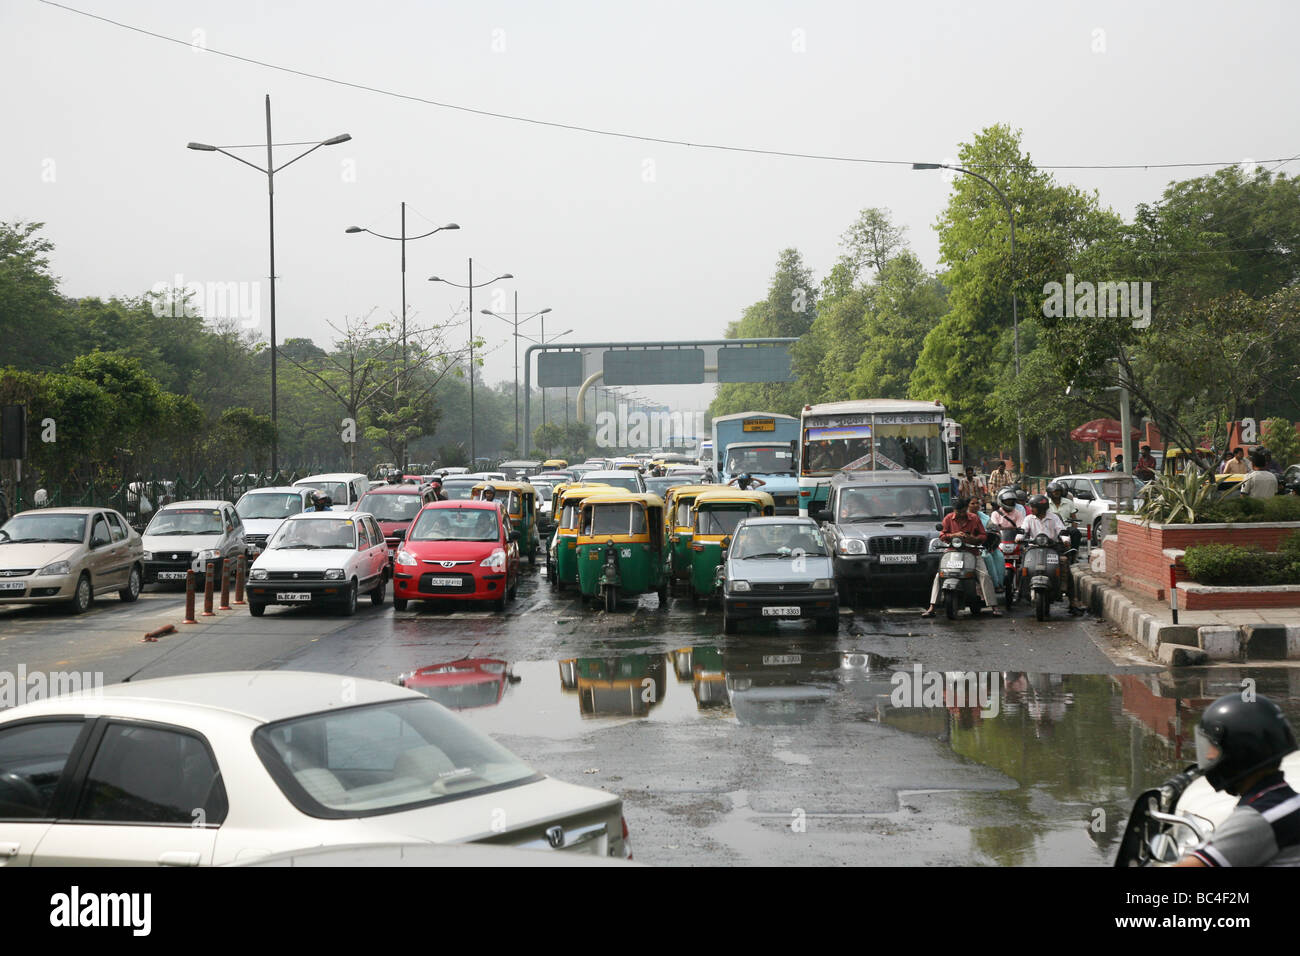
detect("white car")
[233,486,316,561]
[1054,473,1145,544]
[579,470,646,494]
[141,500,246,588]
[292,473,370,512]
[246,512,389,616]
[0,671,630,866]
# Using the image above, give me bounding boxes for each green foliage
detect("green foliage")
[1135,469,1217,524]
[1262,418,1300,467]
[1200,493,1300,524]
[1183,535,1300,586]
[532,423,564,456]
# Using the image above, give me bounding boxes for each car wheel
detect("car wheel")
[370,573,386,606]
[69,573,93,615]
[1092,518,1103,546]
[508,575,518,601]
[118,564,142,603]
[393,597,408,611]
[248,601,266,617]
[340,580,358,616]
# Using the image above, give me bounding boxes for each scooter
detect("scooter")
[937,535,987,620]
[1019,532,1076,621]
[997,526,1022,609]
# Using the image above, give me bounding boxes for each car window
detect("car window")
[74,723,227,825]
[90,515,112,547]
[367,517,384,546]
[106,512,128,542]
[356,519,373,550]
[0,720,86,819]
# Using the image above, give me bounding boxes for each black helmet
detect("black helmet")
[387,469,402,484]
[997,488,1018,508]
[1028,493,1049,514]
[1014,487,1028,504]
[1196,693,1297,793]
[1046,480,1066,497]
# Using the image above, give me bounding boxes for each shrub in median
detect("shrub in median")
[1183,532,1300,585]
[1200,494,1300,524]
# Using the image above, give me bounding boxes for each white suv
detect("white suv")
[1054,473,1145,544]
[246,511,389,616]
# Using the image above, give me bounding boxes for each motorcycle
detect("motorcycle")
[1114,767,1208,867]
[997,526,1022,609]
[1018,532,1076,621]
[937,535,987,620]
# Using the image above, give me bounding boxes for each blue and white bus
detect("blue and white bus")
[712,412,801,514]
[797,399,954,516]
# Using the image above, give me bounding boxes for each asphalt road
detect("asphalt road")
[1,563,1254,866]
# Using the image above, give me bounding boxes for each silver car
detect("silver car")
[0,507,145,613]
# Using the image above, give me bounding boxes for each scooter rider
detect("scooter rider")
[921,496,1002,618]
[1177,693,1300,867]
[310,492,333,512]
[989,488,1024,533]
[1046,481,1082,551]
[1019,494,1085,615]
[386,469,404,485]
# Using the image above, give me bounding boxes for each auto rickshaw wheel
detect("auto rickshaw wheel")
[528,547,537,566]
[657,583,669,608]
[604,586,618,613]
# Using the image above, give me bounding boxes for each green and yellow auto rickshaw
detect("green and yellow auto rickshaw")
[576,492,668,611]
[548,483,619,590]
[569,655,668,717]
[472,480,539,565]
[663,484,720,585]
[686,489,775,602]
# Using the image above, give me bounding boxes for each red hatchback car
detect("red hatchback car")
[356,484,439,563]
[393,500,520,611]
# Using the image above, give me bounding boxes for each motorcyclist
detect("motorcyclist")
[386,469,403,484]
[988,488,1025,533]
[729,473,766,491]
[1018,493,1085,615]
[921,496,1002,618]
[1046,481,1082,551]
[310,492,333,512]
[481,484,497,503]
[1177,693,1300,866]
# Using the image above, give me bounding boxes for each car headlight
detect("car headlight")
[142,550,153,561]
[38,560,72,576]
[481,549,507,571]
[838,538,867,555]
[730,579,751,592]
[324,568,345,580]
[250,568,267,581]
[395,549,416,566]
[812,578,833,590]
[197,549,221,561]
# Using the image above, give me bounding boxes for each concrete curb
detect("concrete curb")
[1074,570,1300,663]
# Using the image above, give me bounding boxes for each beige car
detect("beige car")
[0,507,145,613]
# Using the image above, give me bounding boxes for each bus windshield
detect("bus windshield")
[802,421,944,477]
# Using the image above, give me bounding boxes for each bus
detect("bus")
[944,419,965,481]
[712,412,801,514]
[797,399,953,516]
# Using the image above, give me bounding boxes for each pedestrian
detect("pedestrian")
[1174,694,1300,866]
[988,460,1011,495]
[921,496,1001,618]
[1135,445,1157,481]
[1222,447,1250,475]
[1239,451,1279,498]
[1110,453,1124,473]
[958,466,986,508]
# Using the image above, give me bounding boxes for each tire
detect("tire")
[249,601,266,617]
[944,589,959,620]
[493,595,507,612]
[508,574,518,601]
[1092,518,1103,546]
[393,598,408,611]
[723,605,739,634]
[1003,573,1015,610]
[69,573,93,615]
[1035,589,1049,621]
[340,581,358,617]
[657,583,669,608]
[118,565,142,603]
[528,547,537,567]
[604,586,618,613]
[557,577,567,592]
[370,573,386,606]
[546,560,556,586]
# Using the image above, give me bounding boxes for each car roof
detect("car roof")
[241,486,308,495]
[425,500,500,510]
[3,671,419,725]
[361,484,426,494]
[737,516,817,527]
[286,511,372,521]
[157,499,230,510]
[12,507,115,517]
[582,470,640,479]
[294,473,367,483]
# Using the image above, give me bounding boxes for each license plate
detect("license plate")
[427,577,461,587]
[158,571,187,580]
[761,607,801,617]
[763,653,802,664]
[1044,554,1059,563]
[879,554,917,564]
[276,592,313,601]
[0,581,26,591]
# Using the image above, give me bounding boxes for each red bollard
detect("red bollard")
[183,569,198,624]
[202,561,216,616]
[219,558,232,610]
[234,554,246,605]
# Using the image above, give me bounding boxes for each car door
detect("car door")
[0,719,91,867]
[31,720,224,866]
[365,516,388,581]
[87,511,125,593]
[224,506,245,562]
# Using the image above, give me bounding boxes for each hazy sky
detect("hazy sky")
[5,0,1298,414]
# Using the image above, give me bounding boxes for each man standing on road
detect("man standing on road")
[1240,451,1279,498]
[959,467,987,509]
[988,461,1011,496]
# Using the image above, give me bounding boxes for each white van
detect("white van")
[293,473,370,512]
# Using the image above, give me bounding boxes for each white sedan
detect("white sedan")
[246,511,389,616]
[1054,473,1145,544]
[0,671,631,866]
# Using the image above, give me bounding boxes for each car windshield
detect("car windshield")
[0,513,87,543]
[723,445,795,475]
[646,478,688,497]
[583,502,647,536]
[254,698,536,816]
[440,482,478,501]
[146,508,224,536]
[409,508,500,542]
[358,493,424,522]
[836,487,939,522]
[591,475,641,493]
[733,524,829,559]
[237,492,305,520]
[296,481,348,503]
[695,505,758,534]
[271,518,357,550]
[530,483,553,502]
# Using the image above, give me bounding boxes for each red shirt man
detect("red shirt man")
[939,507,986,543]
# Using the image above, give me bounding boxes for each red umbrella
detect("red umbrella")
[1069,418,1140,443]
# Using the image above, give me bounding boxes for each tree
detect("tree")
[532,423,564,456]
[0,221,73,370]
[1262,418,1300,468]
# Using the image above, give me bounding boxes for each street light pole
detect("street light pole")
[913,162,1026,473]
[481,303,551,452]
[189,96,350,478]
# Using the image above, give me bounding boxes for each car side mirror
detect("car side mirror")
[812,509,829,522]
[392,528,407,541]
[1076,490,1095,500]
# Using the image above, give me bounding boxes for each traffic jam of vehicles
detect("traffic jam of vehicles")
[2,409,1296,875]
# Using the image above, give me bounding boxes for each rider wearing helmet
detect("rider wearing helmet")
[1019,494,1085,615]
[310,492,333,512]
[1046,481,1082,550]
[1177,694,1300,867]
[989,488,1024,532]
[386,469,403,484]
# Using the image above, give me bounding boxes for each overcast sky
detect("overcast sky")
[5,0,1298,415]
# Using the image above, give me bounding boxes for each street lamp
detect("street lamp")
[913,161,1026,473]
[429,262,512,466]
[345,206,458,468]
[188,95,351,477]
[481,295,550,449]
